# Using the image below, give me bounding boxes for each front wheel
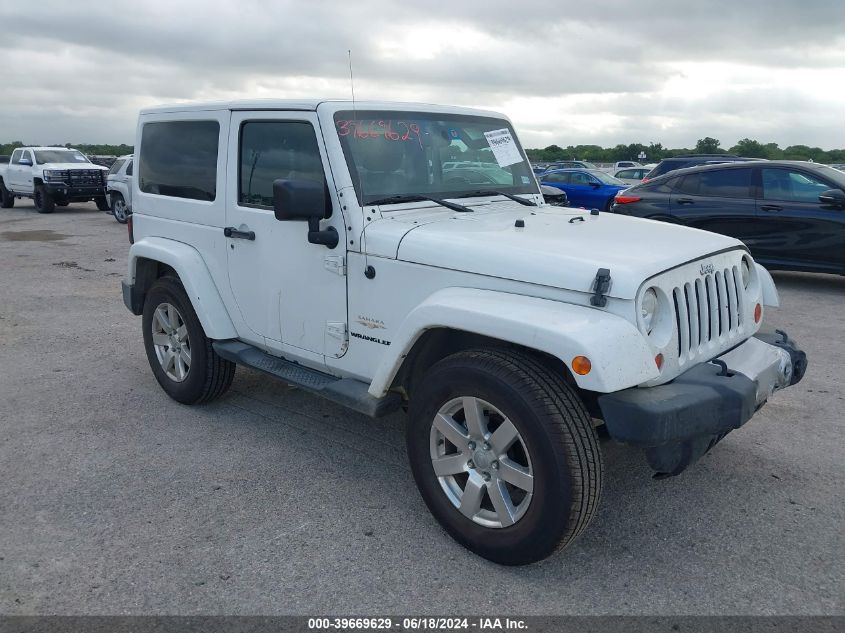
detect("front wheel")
[142,277,235,404]
[407,349,603,565]
[110,193,129,223]
[34,185,54,213]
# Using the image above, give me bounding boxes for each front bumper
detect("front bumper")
[43,182,106,199]
[598,332,807,476]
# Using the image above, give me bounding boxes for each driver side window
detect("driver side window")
[570,172,592,185]
[238,120,327,211]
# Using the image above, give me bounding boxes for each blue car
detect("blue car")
[540,168,629,211]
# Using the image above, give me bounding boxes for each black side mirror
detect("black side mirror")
[272,179,337,248]
[818,188,845,208]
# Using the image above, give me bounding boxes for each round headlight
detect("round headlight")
[741,259,751,288]
[641,287,658,334]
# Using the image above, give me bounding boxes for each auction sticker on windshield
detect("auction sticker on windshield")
[483,128,523,168]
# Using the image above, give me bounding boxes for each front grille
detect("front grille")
[672,265,745,364]
[68,169,104,186]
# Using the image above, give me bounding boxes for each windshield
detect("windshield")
[34,149,90,165]
[334,110,538,205]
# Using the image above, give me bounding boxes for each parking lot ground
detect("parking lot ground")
[0,202,843,615]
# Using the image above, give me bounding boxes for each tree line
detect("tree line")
[4,137,844,165]
[0,141,134,157]
[526,137,845,164]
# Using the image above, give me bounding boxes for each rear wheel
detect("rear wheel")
[407,349,603,565]
[111,193,128,223]
[0,183,14,208]
[34,185,54,213]
[142,277,235,404]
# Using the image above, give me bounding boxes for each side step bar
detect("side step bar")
[212,340,402,418]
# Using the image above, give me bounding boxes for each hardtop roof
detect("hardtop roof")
[138,99,503,119]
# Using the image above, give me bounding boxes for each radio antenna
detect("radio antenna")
[348,49,371,274]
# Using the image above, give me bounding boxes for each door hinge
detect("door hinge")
[326,321,349,357]
[326,322,348,341]
[324,255,346,276]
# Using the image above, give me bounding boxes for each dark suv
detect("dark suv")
[645,154,758,181]
[612,160,845,275]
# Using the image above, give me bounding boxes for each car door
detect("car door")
[754,166,845,271]
[8,149,31,192]
[225,112,348,363]
[668,167,759,244]
[6,149,23,190]
[565,171,599,207]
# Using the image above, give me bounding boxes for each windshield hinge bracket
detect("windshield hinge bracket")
[590,268,612,307]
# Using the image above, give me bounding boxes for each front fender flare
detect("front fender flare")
[368,287,659,397]
[127,237,237,340]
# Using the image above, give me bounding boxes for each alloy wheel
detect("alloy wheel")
[429,396,534,528]
[151,302,191,382]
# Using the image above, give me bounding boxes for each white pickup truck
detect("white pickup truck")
[0,146,109,213]
[121,99,807,565]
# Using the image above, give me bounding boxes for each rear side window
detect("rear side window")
[543,172,569,184]
[139,121,219,201]
[697,168,752,198]
[238,121,325,209]
[11,149,22,164]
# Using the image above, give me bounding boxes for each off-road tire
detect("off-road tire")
[34,185,54,213]
[95,196,110,211]
[407,348,603,565]
[142,276,235,404]
[0,182,14,208]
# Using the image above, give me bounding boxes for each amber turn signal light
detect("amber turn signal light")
[754,303,762,323]
[655,353,664,370]
[571,356,592,375]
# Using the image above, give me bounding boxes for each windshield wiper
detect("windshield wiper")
[367,194,473,213]
[455,190,537,207]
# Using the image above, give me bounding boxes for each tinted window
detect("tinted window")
[762,168,830,203]
[616,169,636,179]
[544,172,569,184]
[697,168,752,198]
[239,121,325,209]
[108,159,126,175]
[139,121,219,201]
[570,172,594,185]
[676,173,699,194]
[125,160,133,176]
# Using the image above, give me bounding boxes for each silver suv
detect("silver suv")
[106,155,133,223]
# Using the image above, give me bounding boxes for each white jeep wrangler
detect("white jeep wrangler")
[122,100,807,565]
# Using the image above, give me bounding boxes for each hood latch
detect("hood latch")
[590,268,612,307]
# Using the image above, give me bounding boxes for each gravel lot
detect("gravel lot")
[0,202,843,615]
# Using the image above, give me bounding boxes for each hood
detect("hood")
[39,162,107,171]
[367,202,744,300]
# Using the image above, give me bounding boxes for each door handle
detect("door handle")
[760,204,783,213]
[676,197,694,204]
[224,226,255,240]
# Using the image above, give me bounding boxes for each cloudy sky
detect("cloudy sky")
[2,0,844,150]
